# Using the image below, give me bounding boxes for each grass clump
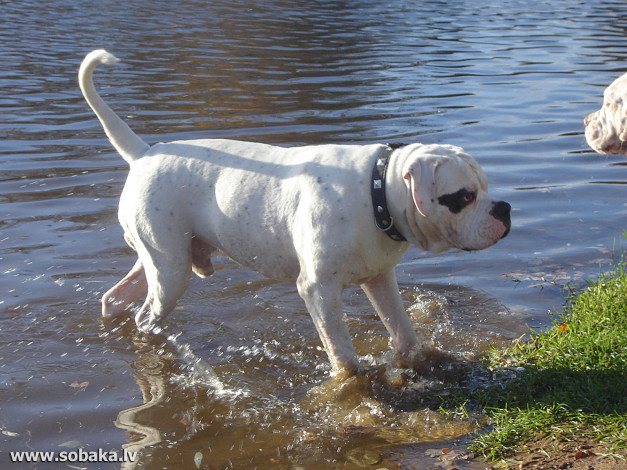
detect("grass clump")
[469,257,627,460]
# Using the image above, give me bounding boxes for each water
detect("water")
[1,0,626,468]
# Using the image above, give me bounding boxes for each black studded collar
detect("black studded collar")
[370,143,407,242]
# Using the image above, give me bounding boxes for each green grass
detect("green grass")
[462,256,627,460]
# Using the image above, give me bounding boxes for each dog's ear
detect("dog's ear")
[404,160,437,217]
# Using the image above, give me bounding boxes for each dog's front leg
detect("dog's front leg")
[297,274,359,375]
[361,269,421,360]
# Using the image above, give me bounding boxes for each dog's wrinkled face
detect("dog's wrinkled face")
[402,144,511,254]
[585,72,627,155]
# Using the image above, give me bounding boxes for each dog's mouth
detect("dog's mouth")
[456,218,510,252]
[498,217,511,241]
[501,224,511,240]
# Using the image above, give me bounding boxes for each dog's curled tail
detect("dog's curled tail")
[79,50,150,164]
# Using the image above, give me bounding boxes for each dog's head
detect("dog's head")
[585,72,627,155]
[399,144,510,254]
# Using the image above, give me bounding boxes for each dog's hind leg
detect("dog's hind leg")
[102,259,148,317]
[133,240,192,333]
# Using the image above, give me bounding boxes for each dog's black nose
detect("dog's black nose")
[490,201,511,239]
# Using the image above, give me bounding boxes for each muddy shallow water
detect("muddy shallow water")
[2,0,627,468]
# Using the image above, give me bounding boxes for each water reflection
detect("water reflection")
[115,338,166,469]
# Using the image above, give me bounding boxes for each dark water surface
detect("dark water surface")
[2,0,627,468]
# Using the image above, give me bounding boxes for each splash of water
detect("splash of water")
[149,325,250,400]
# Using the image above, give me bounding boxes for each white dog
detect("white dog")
[80,50,511,375]
[585,72,627,155]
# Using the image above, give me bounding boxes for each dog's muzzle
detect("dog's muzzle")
[490,200,511,239]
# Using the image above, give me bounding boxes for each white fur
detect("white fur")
[585,72,627,155]
[80,50,510,374]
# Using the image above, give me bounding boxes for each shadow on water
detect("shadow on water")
[102,281,526,469]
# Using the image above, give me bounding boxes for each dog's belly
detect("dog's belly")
[201,215,302,281]
[221,247,301,282]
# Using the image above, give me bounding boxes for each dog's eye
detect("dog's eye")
[463,192,476,203]
[437,188,476,214]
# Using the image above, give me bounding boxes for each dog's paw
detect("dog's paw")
[402,344,477,383]
[399,344,454,376]
[101,295,127,318]
[134,311,164,335]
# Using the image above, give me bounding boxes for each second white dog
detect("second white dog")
[80,50,511,374]
[585,72,627,155]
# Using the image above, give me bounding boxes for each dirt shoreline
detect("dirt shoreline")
[490,435,626,470]
[392,433,626,469]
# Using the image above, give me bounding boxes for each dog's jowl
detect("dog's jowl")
[80,50,511,375]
